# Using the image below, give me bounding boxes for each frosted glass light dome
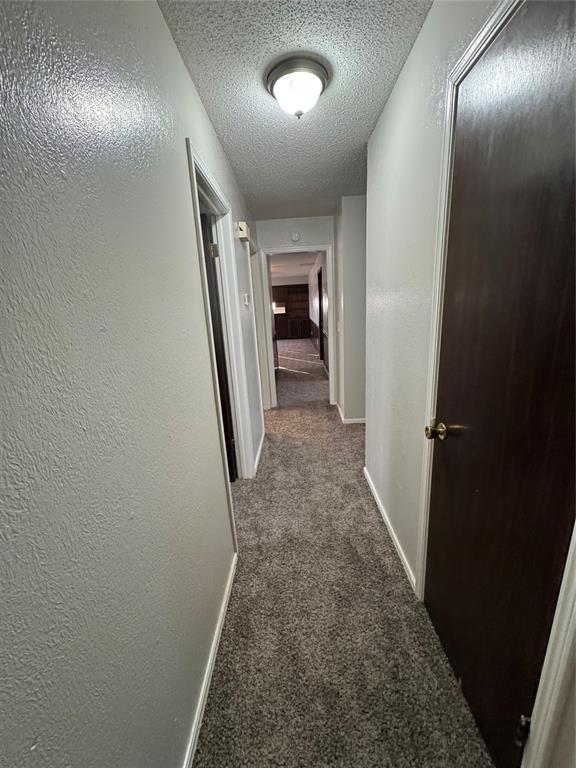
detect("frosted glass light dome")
[273,71,323,118]
[266,58,329,119]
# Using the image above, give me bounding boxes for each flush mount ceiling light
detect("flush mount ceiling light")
[266,57,329,119]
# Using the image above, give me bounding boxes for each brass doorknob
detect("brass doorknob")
[425,422,447,441]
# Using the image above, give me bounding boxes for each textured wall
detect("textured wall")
[337,196,366,421]
[365,0,494,572]
[0,2,249,766]
[256,216,335,252]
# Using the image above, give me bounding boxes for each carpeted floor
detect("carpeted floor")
[193,343,493,768]
[276,338,329,407]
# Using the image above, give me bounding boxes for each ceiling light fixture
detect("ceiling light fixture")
[266,57,329,119]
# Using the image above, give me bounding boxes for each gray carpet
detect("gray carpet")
[276,338,329,407]
[193,351,493,767]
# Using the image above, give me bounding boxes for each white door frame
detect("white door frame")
[523,529,576,768]
[259,243,336,407]
[186,140,255,483]
[257,250,278,409]
[250,249,275,411]
[415,2,575,765]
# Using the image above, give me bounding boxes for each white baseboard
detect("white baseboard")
[363,466,416,592]
[253,430,265,476]
[336,401,366,424]
[182,553,237,768]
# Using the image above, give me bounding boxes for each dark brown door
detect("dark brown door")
[424,4,574,768]
[200,214,238,482]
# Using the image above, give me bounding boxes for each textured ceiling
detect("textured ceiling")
[159,0,432,219]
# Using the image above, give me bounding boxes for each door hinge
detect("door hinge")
[209,243,220,259]
[514,715,531,748]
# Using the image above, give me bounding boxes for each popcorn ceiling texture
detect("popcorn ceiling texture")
[159,0,433,218]
[0,2,240,766]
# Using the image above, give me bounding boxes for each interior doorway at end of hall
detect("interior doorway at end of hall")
[264,249,333,402]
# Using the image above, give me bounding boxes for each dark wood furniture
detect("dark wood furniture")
[273,284,310,340]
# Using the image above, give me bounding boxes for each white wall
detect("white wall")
[256,216,334,252]
[365,0,494,575]
[0,2,255,766]
[235,238,265,472]
[336,196,366,421]
[249,251,274,410]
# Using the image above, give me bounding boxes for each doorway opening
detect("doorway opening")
[265,250,331,408]
[186,141,246,492]
[259,246,335,409]
[198,212,238,481]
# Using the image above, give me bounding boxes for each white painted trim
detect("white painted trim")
[258,250,278,409]
[250,251,273,411]
[261,243,336,407]
[182,553,237,768]
[185,140,238,551]
[415,0,525,599]
[189,144,259,480]
[253,429,265,475]
[244,239,266,453]
[215,211,255,477]
[521,528,576,768]
[325,244,336,406]
[336,401,365,424]
[363,466,416,592]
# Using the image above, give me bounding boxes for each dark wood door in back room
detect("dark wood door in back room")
[424,3,575,768]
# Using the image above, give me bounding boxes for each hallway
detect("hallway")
[2,3,574,767]
[193,380,493,767]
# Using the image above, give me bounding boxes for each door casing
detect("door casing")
[186,141,264,481]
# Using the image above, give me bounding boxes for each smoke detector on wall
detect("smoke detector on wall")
[266,57,330,119]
